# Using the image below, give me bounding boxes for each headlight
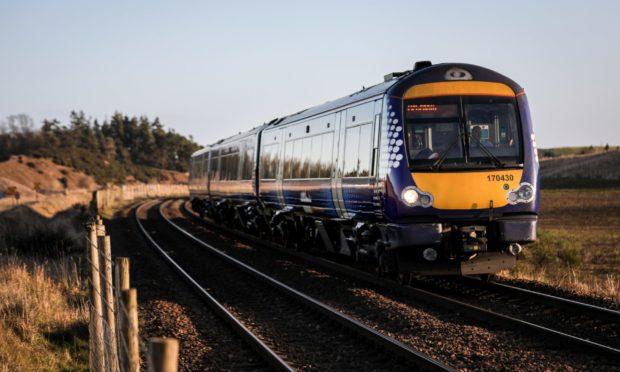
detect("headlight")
[402,188,419,205]
[507,183,535,205]
[401,186,433,208]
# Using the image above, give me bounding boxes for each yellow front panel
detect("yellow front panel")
[403,81,515,100]
[412,170,523,210]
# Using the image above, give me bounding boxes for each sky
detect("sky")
[1,0,619,148]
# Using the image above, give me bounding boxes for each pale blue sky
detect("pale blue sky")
[1,1,618,148]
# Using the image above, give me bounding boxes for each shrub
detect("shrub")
[525,230,582,269]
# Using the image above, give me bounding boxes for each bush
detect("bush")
[525,230,582,269]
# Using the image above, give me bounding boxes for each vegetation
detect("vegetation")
[0,113,201,184]
[0,256,88,371]
[504,189,620,301]
[0,206,89,370]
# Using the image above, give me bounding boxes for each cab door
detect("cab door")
[334,101,377,219]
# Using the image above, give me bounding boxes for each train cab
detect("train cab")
[379,63,539,276]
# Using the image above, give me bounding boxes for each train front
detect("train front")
[382,63,538,276]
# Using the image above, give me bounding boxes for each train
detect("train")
[189,61,539,278]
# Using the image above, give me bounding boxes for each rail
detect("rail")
[179,199,620,360]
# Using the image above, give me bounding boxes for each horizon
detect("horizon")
[1,1,619,148]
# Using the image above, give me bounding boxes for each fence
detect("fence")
[95,184,188,211]
[86,217,179,372]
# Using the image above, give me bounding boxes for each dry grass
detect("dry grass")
[504,188,620,302]
[0,204,89,370]
[0,255,88,371]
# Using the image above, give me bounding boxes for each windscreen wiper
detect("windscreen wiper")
[472,138,504,168]
[431,135,462,170]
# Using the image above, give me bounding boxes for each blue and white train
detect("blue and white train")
[189,61,539,277]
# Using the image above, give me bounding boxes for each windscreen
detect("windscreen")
[405,96,522,169]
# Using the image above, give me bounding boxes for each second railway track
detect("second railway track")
[136,200,450,371]
[165,198,620,370]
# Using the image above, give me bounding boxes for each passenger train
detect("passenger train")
[189,61,539,278]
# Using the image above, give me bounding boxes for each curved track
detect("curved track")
[137,200,452,371]
[136,201,292,371]
[178,199,620,361]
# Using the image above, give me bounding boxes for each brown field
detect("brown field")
[506,188,620,301]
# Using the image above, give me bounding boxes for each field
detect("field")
[538,150,620,188]
[507,188,620,301]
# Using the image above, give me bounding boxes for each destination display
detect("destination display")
[406,103,459,119]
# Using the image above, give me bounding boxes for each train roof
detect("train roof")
[273,79,398,127]
[192,124,267,157]
[196,62,523,153]
[267,62,522,129]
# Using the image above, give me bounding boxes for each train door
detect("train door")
[334,101,377,219]
[332,112,347,218]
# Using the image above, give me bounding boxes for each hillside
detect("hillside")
[0,112,200,184]
[539,150,620,188]
[0,155,98,195]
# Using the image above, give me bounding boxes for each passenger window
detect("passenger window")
[300,137,312,178]
[209,152,219,181]
[291,139,302,178]
[343,127,360,177]
[260,143,279,179]
[241,144,254,180]
[358,124,373,176]
[283,141,293,179]
[320,133,333,178]
[344,123,373,177]
[309,135,322,178]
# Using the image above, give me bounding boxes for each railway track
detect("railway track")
[136,200,451,371]
[175,198,620,365]
[405,275,620,352]
[136,201,290,371]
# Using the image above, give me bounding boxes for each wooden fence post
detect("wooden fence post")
[115,257,130,293]
[120,288,140,372]
[148,338,179,372]
[89,225,106,372]
[103,236,119,372]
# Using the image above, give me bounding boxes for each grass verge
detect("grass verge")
[0,256,88,371]
[502,188,620,302]
[0,205,89,370]
[505,230,619,302]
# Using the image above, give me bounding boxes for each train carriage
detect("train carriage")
[190,61,539,277]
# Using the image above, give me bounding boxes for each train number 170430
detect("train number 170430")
[487,174,514,182]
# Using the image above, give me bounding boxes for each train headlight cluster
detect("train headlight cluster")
[506,183,535,205]
[401,186,434,208]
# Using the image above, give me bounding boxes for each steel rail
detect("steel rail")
[467,278,620,320]
[159,200,453,371]
[178,199,620,359]
[135,201,293,372]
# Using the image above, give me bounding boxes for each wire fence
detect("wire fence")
[86,217,179,372]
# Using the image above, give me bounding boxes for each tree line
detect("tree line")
[0,112,201,184]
